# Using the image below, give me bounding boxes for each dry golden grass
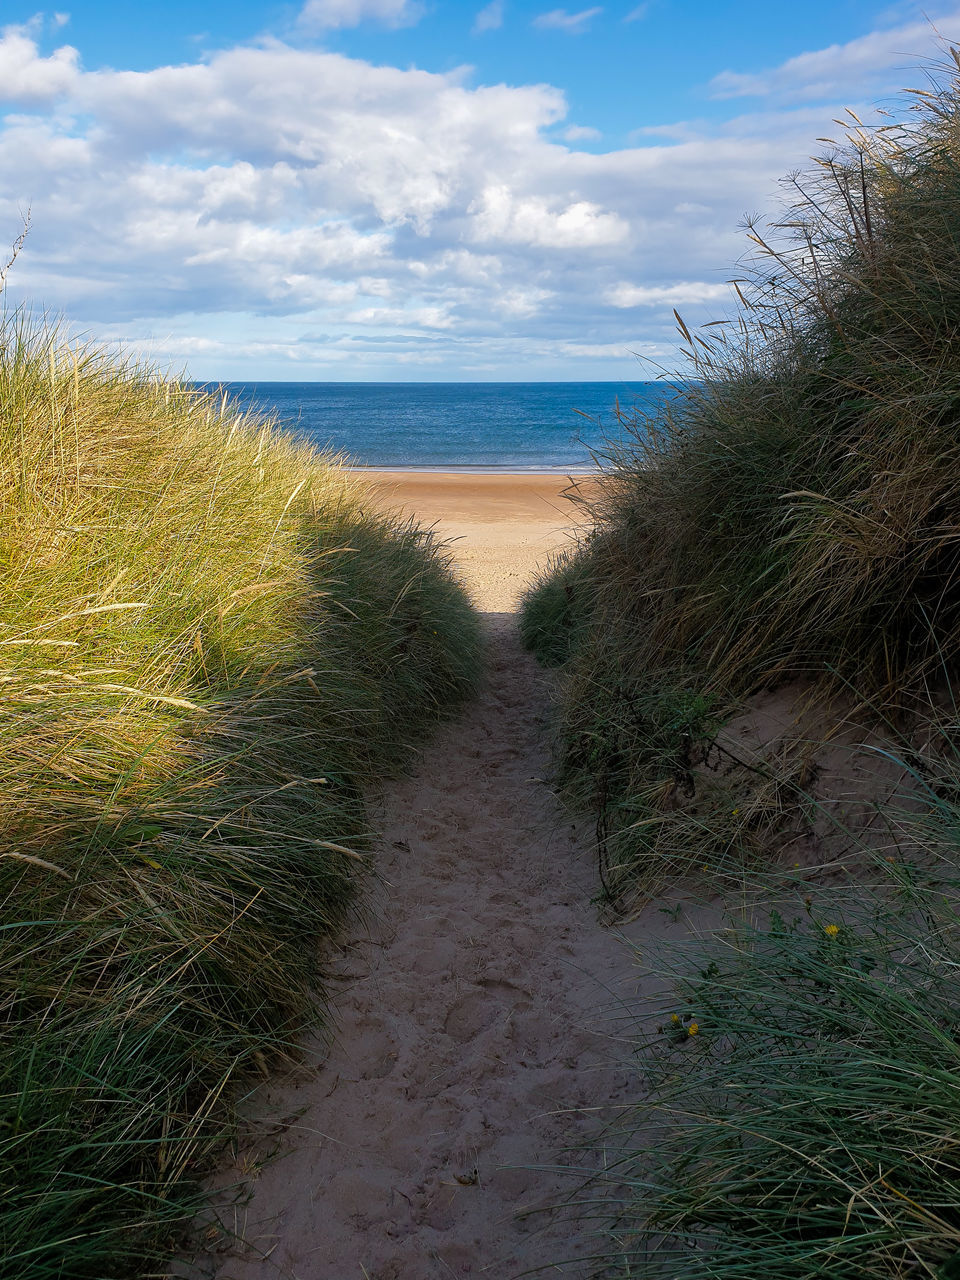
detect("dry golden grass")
[0,314,481,1277]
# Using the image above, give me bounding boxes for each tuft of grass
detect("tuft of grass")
[0,313,481,1277]
[580,842,960,1278]
[521,54,960,901]
[518,549,593,668]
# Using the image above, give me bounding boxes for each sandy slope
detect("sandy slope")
[180,474,658,1279]
[357,471,597,613]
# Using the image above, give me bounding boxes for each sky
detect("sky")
[1,1,958,381]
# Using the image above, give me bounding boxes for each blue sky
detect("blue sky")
[1,1,957,379]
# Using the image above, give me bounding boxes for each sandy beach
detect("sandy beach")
[356,471,598,611]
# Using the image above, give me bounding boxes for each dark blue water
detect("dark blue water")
[198,381,676,470]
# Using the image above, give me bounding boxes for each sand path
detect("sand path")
[185,476,646,1279]
[192,615,640,1279]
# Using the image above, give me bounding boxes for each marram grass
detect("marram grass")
[0,315,481,1278]
[520,57,960,1280]
[521,55,960,900]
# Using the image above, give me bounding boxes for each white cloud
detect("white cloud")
[559,341,634,357]
[469,186,629,248]
[0,16,933,378]
[532,7,603,34]
[472,1,504,34]
[0,26,78,101]
[346,304,454,328]
[297,0,422,32]
[500,285,552,316]
[709,11,960,101]
[563,123,601,141]
[624,3,649,20]
[606,281,730,307]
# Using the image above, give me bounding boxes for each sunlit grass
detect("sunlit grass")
[0,313,481,1277]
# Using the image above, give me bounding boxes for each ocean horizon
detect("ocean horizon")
[196,380,680,470]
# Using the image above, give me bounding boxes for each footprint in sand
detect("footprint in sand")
[443,989,499,1042]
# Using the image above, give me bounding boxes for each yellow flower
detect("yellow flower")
[824,923,840,937]
[687,1022,699,1036]
[732,808,740,817]
[670,1013,681,1025]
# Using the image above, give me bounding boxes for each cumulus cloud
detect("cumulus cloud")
[472,1,504,34]
[0,15,945,377]
[469,187,628,247]
[532,7,602,34]
[606,281,730,307]
[563,123,601,141]
[0,25,78,102]
[297,0,422,32]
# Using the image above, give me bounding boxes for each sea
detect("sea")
[197,381,679,471]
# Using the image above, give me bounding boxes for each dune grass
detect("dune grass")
[0,315,481,1278]
[521,56,960,901]
[581,840,960,1278]
[520,57,960,1279]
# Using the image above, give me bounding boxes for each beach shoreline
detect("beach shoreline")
[354,468,597,610]
[350,465,599,476]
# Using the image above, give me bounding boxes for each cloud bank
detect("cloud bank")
[0,12,953,378]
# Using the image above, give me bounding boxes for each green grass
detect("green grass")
[578,843,960,1278]
[517,549,594,668]
[0,314,481,1277]
[520,60,960,901]
[520,59,960,1279]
